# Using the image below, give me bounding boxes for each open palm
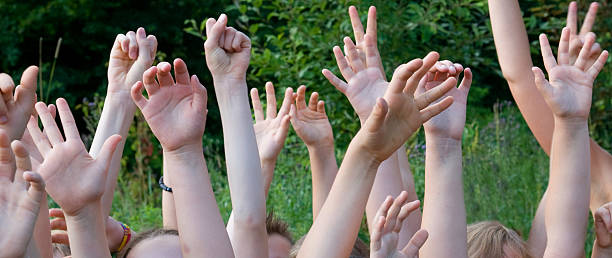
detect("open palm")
[251,82,292,162]
[131,59,208,152]
[290,86,333,147]
[28,99,120,216]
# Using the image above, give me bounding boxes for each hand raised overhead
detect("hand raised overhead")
[0,66,38,141]
[250,82,292,163]
[28,99,122,216]
[532,27,608,120]
[355,52,455,162]
[290,85,334,148]
[0,130,46,258]
[108,27,158,95]
[370,191,428,258]
[131,59,208,152]
[204,14,251,82]
[566,1,601,68]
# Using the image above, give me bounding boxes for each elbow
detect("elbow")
[232,208,266,230]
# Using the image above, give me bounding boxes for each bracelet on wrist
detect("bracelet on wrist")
[159,176,173,193]
[115,223,132,253]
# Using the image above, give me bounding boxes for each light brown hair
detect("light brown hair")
[467,221,532,258]
[267,212,293,243]
[289,235,369,258]
[117,228,179,258]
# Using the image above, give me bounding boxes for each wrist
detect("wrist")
[306,142,335,157]
[101,93,137,116]
[553,116,588,130]
[64,201,103,225]
[348,139,384,167]
[163,143,204,160]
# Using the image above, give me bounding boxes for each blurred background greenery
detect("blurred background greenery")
[1,0,610,254]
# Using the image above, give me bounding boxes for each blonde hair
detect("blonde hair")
[467,221,532,258]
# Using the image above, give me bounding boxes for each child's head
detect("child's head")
[467,221,532,258]
[118,228,181,258]
[289,235,369,258]
[267,213,293,258]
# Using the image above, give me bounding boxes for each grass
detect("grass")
[106,100,597,254]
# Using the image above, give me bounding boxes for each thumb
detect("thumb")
[531,67,553,99]
[191,75,208,113]
[401,229,429,256]
[364,98,388,133]
[96,135,123,173]
[24,171,45,203]
[14,66,38,109]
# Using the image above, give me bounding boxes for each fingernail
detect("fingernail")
[0,116,7,124]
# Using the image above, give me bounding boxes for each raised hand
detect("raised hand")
[0,66,38,141]
[532,28,608,120]
[290,85,334,148]
[27,99,121,216]
[0,131,45,258]
[593,202,612,258]
[21,104,56,173]
[131,59,208,152]
[566,2,601,68]
[108,28,157,96]
[355,52,455,162]
[370,191,428,258]
[204,14,251,82]
[420,61,472,141]
[323,35,386,122]
[250,82,292,164]
[346,6,384,76]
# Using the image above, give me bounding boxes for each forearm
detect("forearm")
[215,79,268,257]
[90,94,136,217]
[165,145,234,257]
[33,194,52,258]
[544,120,590,257]
[396,145,422,247]
[162,155,177,229]
[262,160,276,198]
[65,203,111,258]
[25,238,41,258]
[366,153,403,229]
[307,143,338,219]
[420,137,467,258]
[298,143,380,258]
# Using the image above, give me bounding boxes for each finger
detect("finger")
[539,34,558,71]
[458,68,473,94]
[587,50,609,80]
[566,1,578,35]
[401,229,429,256]
[348,6,365,44]
[35,102,63,146]
[116,34,129,54]
[579,2,599,36]
[7,65,33,108]
[385,191,408,232]
[575,32,596,70]
[156,62,175,87]
[11,140,32,177]
[147,35,158,60]
[0,97,8,124]
[223,27,237,52]
[374,196,394,221]
[295,85,309,111]
[0,131,14,180]
[275,114,291,143]
[95,135,123,174]
[366,6,377,42]
[235,31,251,50]
[191,75,208,113]
[532,67,553,98]
[50,218,67,231]
[49,208,66,218]
[289,104,298,124]
[415,77,456,109]
[322,69,348,93]
[142,66,159,95]
[23,171,45,201]
[205,18,216,38]
[419,96,454,122]
[406,52,440,94]
[364,98,388,133]
[26,116,51,157]
[51,232,70,245]
[333,46,354,81]
[48,104,56,119]
[55,98,80,140]
[126,31,138,59]
[558,27,571,65]
[135,28,150,59]
[250,88,264,122]
[0,73,15,104]
[131,82,148,110]
[317,101,326,114]
[278,87,293,117]
[370,215,385,251]
[265,82,277,119]
[344,37,365,72]
[204,14,227,50]
[173,58,191,85]
[308,92,319,111]
[388,59,423,94]
[397,200,421,231]
[595,206,612,241]
[364,34,384,77]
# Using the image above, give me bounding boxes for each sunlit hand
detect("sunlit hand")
[204,14,251,82]
[345,6,385,77]
[419,61,472,141]
[370,191,428,258]
[108,28,157,96]
[532,28,608,121]
[28,99,121,216]
[355,52,455,162]
[131,59,207,152]
[49,208,125,252]
[21,104,56,173]
[0,131,45,258]
[0,66,38,141]
[289,85,333,148]
[566,1,601,68]
[250,82,292,164]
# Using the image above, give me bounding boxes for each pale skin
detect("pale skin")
[418,61,471,258]
[488,1,609,254]
[370,192,429,258]
[298,52,456,258]
[28,98,122,258]
[592,202,612,257]
[0,130,45,258]
[205,13,268,258]
[322,5,422,245]
[533,29,608,258]
[131,58,234,258]
[289,85,337,219]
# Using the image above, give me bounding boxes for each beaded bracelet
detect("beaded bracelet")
[116,223,132,253]
[159,176,173,193]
